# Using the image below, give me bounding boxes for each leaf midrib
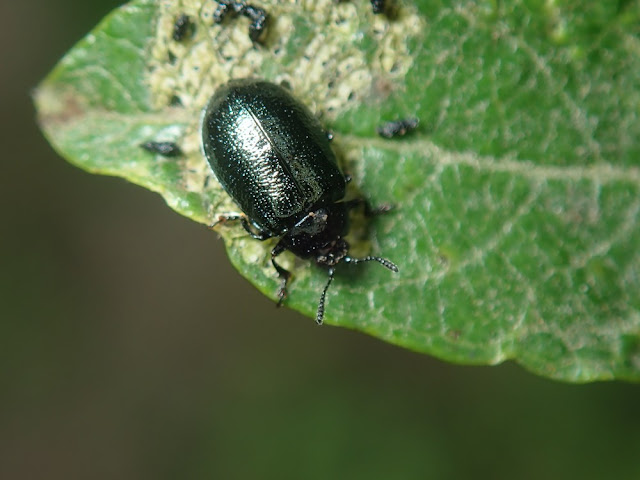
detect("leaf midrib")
[345,135,640,185]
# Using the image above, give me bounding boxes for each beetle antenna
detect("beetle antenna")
[344,256,399,272]
[316,268,336,325]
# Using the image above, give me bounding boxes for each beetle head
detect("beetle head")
[280,203,349,261]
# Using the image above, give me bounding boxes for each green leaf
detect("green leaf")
[34,0,640,382]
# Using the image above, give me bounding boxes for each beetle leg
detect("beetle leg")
[316,267,335,325]
[208,213,243,230]
[271,241,291,307]
[241,218,272,240]
[208,215,272,240]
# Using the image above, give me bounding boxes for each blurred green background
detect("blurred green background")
[2,1,639,478]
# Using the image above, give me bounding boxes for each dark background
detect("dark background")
[1,1,639,478]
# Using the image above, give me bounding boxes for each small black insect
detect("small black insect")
[376,118,419,139]
[201,79,398,324]
[172,14,196,42]
[213,1,269,43]
[370,0,387,14]
[140,141,183,157]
